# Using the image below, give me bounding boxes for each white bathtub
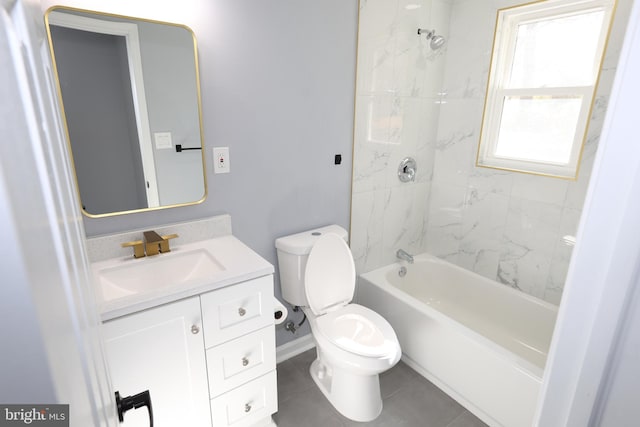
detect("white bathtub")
[357,253,558,427]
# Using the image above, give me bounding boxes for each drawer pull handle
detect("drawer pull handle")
[242,357,249,367]
[238,307,247,317]
[191,325,200,334]
[244,403,251,413]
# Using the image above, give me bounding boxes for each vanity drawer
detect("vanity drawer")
[206,326,276,397]
[210,371,277,427]
[201,275,274,347]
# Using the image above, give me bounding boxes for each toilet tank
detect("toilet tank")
[275,225,348,307]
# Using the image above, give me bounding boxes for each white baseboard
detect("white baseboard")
[276,334,315,364]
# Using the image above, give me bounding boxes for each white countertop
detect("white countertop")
[93,235,274,321]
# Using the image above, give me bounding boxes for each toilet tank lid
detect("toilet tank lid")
[275,225,348,255]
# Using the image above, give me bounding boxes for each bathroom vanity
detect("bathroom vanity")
[92,234,277,427]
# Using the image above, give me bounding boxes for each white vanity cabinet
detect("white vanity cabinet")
[102,275,277,427]
[102,296,211,427]
[201,275,277,427]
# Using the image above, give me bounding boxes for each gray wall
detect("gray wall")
[67,0,358,345]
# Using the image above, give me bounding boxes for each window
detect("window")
[477,0,615,178]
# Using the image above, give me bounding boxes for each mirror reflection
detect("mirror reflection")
[45,7,206,217]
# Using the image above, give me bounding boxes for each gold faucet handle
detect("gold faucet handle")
[121,240,145,258]
[159,233,179,253]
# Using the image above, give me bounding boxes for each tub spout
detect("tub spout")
[396,249,414,264]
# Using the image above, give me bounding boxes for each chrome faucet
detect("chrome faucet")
[396,249,414,264]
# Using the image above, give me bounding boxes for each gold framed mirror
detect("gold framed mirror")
[45,6,207,217]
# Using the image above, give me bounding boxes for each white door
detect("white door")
[0,0,115,425]
[102,297,212,427]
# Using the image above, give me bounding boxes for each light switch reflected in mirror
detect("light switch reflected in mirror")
[45,7,207,217]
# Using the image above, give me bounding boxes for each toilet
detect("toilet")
[275,225,401,422]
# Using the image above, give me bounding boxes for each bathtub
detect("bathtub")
[357,253,558,427]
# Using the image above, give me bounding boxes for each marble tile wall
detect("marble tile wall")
[352,0,630,306]
[351,0,452,272]
[424,0,630,305]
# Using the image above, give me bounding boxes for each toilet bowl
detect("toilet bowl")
[275,225,401,422]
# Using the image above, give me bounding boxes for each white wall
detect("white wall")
[592,273,640,425]
[536,0,640,421]
[424,0,631,305]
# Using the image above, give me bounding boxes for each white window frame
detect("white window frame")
[477,0,615,179]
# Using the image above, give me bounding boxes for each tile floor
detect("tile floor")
[273,349,488,427]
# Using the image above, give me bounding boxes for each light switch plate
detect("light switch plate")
[213,147,230,174]
[154,132,172,149]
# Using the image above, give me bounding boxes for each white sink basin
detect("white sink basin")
[96,249,225,302]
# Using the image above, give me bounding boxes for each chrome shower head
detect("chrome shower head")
[430,34,445,50]
[417,28,446,50]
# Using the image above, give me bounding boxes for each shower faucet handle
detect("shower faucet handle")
[398,157,417,183]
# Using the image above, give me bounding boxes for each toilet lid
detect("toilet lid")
[316,304,399,358]
[304,233,355,316]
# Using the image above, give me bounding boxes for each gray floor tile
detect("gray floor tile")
[273,385,347,427]
[384,379,465,427]
[290,348,318,373]
[275,350,486,427]
[446,411,489,427]
[379,361,419,399]
[276,359,315,404]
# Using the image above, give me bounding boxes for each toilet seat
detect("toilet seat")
[315,304,399,358]
[304,232,356,316]
[305,233,398,359]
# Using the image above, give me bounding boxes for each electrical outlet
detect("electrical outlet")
[212,147,230,174]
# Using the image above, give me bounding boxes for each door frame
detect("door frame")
[1,0,116,425]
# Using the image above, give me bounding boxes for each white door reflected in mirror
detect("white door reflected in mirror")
[45,7,207,217]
